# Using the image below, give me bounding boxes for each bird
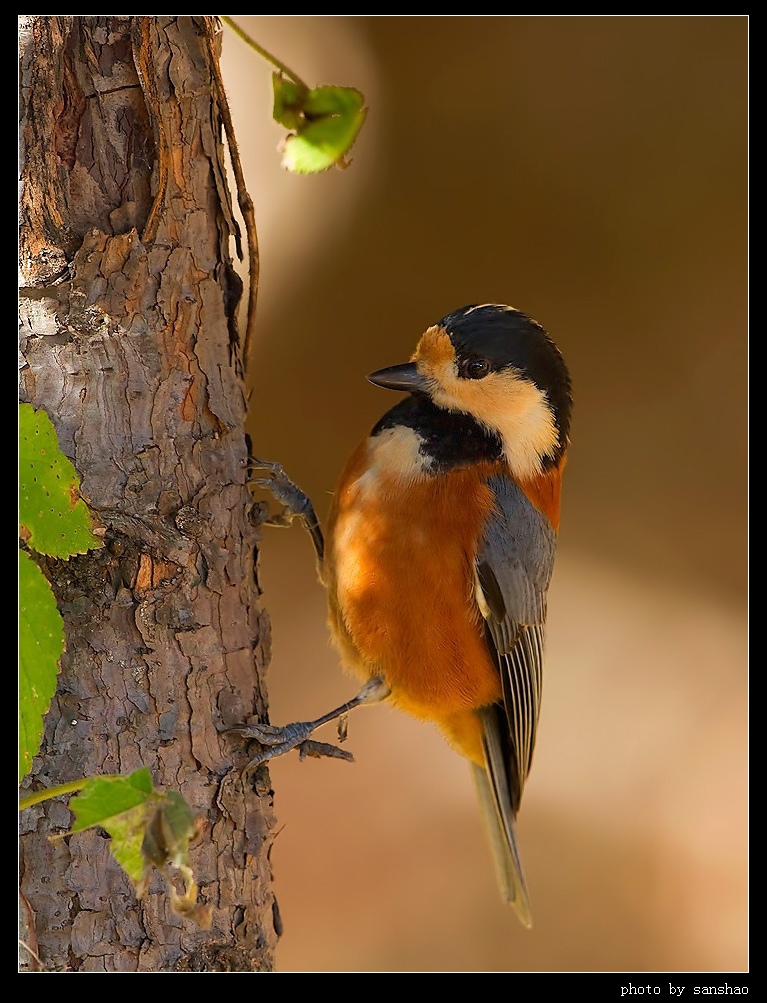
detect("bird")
[240,303,572,928]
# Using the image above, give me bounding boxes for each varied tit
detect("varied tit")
[243,303,572,928]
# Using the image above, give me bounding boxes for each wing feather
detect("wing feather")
[476,473,556,808]
[472,473,557,920]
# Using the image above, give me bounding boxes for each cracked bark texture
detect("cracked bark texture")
[19,16,280,972]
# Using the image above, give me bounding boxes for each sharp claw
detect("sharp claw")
[243,742,295,771]
[225,680,386,773]
[226,719,351,774]
[241,737,354,773]
[246,457,325,563]
[226,720,314,747]
[248,462,313,520]
[298,740,355,763]
[248,458,284,475]
[248,459,298,488]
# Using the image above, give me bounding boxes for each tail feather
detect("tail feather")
[472,707,533,928]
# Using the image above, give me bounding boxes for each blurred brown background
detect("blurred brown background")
[220,16,747,973]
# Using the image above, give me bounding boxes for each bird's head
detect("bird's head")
[368,304,572,480]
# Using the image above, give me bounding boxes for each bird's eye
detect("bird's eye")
[460,358,490,380]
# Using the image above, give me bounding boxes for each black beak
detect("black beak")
[367,363,431,394]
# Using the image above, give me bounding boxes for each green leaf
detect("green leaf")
[68,771,210,925]
[18,549,65,783]
[19,403,102,558]
[69,768,154,831]
[70,769,156,886]
[303,85,366,118]
[102,802,153,886]
[272,74,309,130]
[271,76,367,174]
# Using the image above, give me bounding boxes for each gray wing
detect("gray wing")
[472,474,556,924]
[475,472,556,812]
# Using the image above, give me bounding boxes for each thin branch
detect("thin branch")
[210,20,260,371]
[19,778,89,811]
[221,16,309,89]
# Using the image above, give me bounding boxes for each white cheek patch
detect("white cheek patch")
[354,425,432,498]
[421,361,559,481]
[491,383,560,480]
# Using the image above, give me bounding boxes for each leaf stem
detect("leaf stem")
[19,778,90,811]
[221,16,309,90]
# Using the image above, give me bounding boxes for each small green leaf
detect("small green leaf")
[102,802,152,886]
[281,107,367,173]
[69,768,154,832]
[303,85,365,118]
[18,549,65,783]
[19,403,102,558]
[70,769,156,886]
[272,74,309,130]
[43,770,210,926]
[271,77,367,174]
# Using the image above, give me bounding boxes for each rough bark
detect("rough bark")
[19,16,279,972]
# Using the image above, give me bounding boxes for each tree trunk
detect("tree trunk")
[19,16,279,972]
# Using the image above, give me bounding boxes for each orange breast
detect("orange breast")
[324,438,504,728]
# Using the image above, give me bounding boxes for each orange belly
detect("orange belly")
[324,440,504,731]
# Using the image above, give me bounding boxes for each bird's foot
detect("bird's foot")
[249,458,315,527]
[225,678,390,774]
[248,458,324,561]
[226,719,354,773]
